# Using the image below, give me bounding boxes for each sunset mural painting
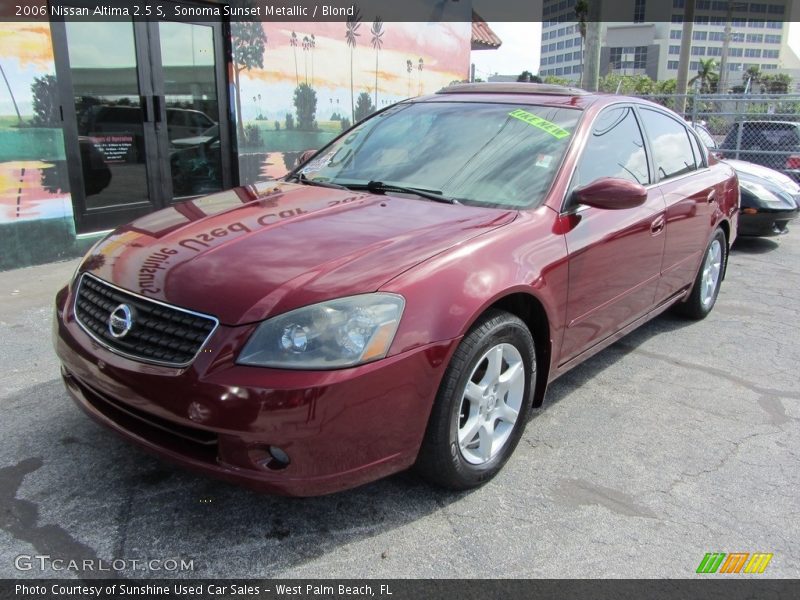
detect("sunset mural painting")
[233,21,471,185]
[0,24,78,269]
[0,17,470,271]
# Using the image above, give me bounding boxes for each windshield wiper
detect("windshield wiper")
[347,181,460,204]
[286,172,349,190]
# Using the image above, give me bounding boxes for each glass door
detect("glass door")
[152,20,229,202]
[52,7,232,234]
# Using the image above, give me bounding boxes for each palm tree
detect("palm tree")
[290,31,299,87]
[345,9,362,123]
[575,0,588,87]
[406,59,413,97]
[370,18,384,108]
[302,35,310,85]
[689,58,718,93]
[310,34,316,88]
[744,65,761,93]
[418,58,424,95]
[0,63,22,123]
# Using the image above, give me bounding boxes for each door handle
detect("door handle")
[707,190,716,204]
[650,216,665,235]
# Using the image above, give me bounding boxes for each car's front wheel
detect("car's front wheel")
[415,309,535,490]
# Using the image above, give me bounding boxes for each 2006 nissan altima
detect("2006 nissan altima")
[54,83,739,495]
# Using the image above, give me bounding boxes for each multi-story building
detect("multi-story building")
[538,0,800,87]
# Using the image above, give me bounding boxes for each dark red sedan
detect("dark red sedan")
[54,83,739,495]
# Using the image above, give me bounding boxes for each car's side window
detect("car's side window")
[570,106,650,199]
[688,128,706,168]
[695,125,717,150]
[639,108,698,180]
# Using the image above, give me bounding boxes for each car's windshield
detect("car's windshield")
[296,101,580,208]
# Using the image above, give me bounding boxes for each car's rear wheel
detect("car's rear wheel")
[676,228,727,319]
[415,309,535,490]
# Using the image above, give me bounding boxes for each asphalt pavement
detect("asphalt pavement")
[1,233,798,579]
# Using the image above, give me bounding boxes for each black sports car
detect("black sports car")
[728,158,799,237]
[693,123,799,237]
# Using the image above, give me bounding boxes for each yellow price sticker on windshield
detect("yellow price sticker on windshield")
[508,109,571,139]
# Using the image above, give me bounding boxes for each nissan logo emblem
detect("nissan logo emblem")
[108,304,134,338]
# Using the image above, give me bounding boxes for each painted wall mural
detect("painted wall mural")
[232,19,471,185]
[0,23,72,224]
[0,23,78,269]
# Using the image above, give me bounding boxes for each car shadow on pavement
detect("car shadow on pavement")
[541,311,694,411]
[731,237,781,254]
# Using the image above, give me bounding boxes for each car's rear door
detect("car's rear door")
[636,107,717,302]
[560,105,666,364]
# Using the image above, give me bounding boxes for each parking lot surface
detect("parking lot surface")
[1,233,798,579]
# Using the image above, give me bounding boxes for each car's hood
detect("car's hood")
[81,181,516,325]
[726,159,800,193]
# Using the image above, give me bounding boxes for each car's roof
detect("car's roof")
[415,82,656,111]
[736,120,799,126]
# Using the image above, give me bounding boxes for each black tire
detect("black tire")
[415,309,535,490]
[675,228,727,320]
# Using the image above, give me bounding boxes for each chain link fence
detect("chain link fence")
[633,94,800,178]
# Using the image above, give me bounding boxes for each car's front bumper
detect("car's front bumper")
[54,285,458,496]
[738,206,799,237]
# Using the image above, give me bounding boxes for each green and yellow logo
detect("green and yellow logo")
[696,552,773,574]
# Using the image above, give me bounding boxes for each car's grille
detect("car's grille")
[74,273,218,367]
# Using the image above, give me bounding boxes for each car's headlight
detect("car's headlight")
[237,293,405,369]
[739,179,786,204]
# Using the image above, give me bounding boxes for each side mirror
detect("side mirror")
[573,177,647,210]
[298,149,317,165]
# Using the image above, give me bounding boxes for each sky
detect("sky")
[470,22,542,80]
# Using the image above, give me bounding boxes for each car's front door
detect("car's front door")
[560,105,666,364]
[637,107,717,302]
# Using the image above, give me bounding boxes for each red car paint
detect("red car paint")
[54,89,738,495]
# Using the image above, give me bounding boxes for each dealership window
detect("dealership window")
[639,109,697,180]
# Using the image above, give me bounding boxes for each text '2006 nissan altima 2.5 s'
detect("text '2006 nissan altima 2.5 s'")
[54,83,739,496]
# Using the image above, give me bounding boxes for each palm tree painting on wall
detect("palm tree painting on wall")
[233,21,472,184]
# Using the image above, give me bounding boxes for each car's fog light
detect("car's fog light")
[269,446,290,467]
